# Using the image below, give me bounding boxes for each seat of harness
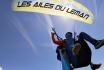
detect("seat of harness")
[56,40,92,68]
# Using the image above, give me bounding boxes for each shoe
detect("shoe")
[91,64,101,70]
[70,64,74,70]
[95,39,104,49]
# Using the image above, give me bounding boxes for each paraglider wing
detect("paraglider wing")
[13,0,94,24]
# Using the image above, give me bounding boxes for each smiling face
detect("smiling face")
[65,32,72,39]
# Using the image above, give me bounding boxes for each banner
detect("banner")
[13,0,94,24]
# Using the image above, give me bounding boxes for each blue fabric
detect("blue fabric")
[59,49,70,70]
[64,39,77,67]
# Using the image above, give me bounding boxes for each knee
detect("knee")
[80,32,85,35]
[78,32,86,40]
[79,32,85,37]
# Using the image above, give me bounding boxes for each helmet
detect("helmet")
[65,32,72,39]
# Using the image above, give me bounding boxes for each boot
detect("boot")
[70,64,74,70]
[94,39,104,49]
[90,63,101,70]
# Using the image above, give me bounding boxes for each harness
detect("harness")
[56,40,92,68]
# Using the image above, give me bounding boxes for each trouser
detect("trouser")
[78,32,97,45]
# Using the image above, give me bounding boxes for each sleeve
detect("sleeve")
[51,32,64,46]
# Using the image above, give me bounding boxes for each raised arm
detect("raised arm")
[51,32,64,46]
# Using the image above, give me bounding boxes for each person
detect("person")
[51,31,104,70]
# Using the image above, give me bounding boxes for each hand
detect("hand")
[51,27,56,34]
[52,27,55,32]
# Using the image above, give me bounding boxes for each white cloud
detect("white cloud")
[7,13,38,54]
[0,66,3,70]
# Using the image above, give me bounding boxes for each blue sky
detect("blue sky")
[0,0,104,70]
